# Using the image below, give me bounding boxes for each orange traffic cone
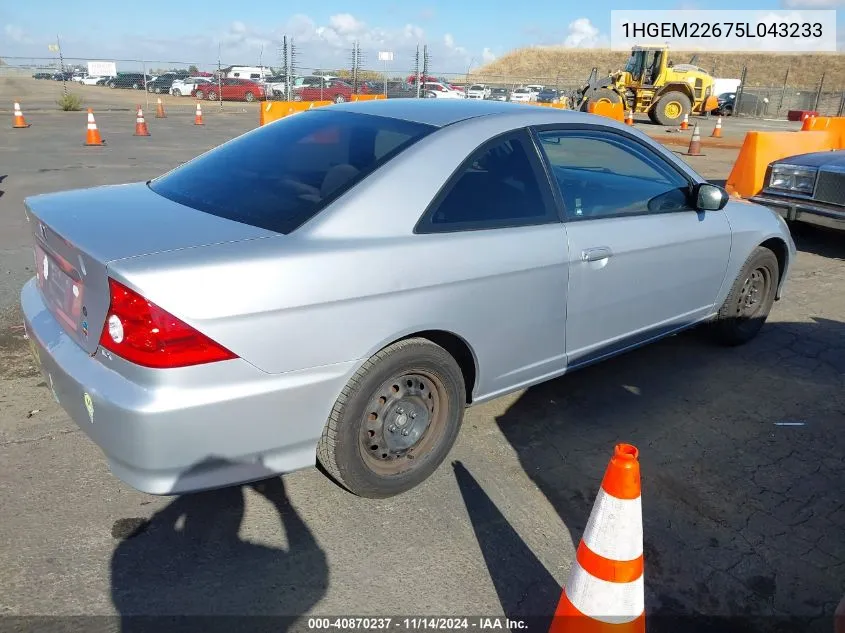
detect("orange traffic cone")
[194,102,204,126]
[155,97,166,118]
[683,124,703,156]
[133,105,150,136]
[711,116,723,137]
[84,108,105,146]
[680,113,689,130]
[624,109,634,125]
[549,444,645,633]
[12,101,31,128]
[801,114,816,131]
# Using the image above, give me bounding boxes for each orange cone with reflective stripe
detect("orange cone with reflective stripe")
[624,109,634,125]
[194,102,204,125]
[549,444,645,633]
[84,108,105,146]
[12,101,31,128]
[801,113,816,131]
[683,124,703,156]
[680,113,689,130]
[133,105,150,136]
[711,116,723,137]
[155,97,166,118]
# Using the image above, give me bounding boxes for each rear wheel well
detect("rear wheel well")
[399,330,477,404]
[760,238,788,293]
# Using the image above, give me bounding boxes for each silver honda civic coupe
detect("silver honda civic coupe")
[21,99,795,498]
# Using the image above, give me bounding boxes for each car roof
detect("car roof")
[328,99,601,128]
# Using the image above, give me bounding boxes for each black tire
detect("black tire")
[132,82,140,90]
[208,91,217,101]
[653,90,691,126]
[155,87,162,94]
[334,94,346,104]
[317,338,466,498]
[244,91,255,102]
[647,107,660,124]
[108,81,116,89]
[172,89,181,97]
[711,246,779,346]
[195,90,205,100]
[580,87,621,112]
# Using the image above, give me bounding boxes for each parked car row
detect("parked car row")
[464,83,567,105]
[31,70,569,106]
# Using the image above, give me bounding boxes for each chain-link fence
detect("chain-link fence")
[3,50,843,118]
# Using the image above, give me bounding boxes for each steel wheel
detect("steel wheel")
[736,267,771,320]
[359,372,447,476]
[317,338,466,498]
[712,246,779,346]
[663,100,682,119]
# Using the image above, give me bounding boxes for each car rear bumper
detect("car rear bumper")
[21,277,358,495]
[750,194,845,231]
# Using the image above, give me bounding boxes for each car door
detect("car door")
[414,128,570,396]
[532,126,732,366]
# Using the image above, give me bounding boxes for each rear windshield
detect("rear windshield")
[149,110,435,234]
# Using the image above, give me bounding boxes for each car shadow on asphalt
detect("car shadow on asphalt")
[110,464,328,633]
[452,461,559,632]
[467,317,843,632]
[789,224,844,261]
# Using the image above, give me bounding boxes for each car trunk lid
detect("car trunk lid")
[25,182,277,355]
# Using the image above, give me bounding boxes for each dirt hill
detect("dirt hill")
[473,47,845,90]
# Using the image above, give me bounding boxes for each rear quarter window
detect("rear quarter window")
[149,110,435,234]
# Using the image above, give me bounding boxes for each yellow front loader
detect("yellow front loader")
[578,45,719,126]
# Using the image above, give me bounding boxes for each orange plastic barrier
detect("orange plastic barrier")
[587,100,624,122]
[799,115,845,145]
[259,100,333,126]
[533,102,567,109]
[725,130,835,198]
[350,94,387,102]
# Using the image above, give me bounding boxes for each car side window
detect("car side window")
[417,130,558,233]
[535,129,693,221]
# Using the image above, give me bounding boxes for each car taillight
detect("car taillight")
[98,278,237,369]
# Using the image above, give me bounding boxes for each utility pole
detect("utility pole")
[414,44,421,99]
[217,42,224,111]
[56,36,68,97]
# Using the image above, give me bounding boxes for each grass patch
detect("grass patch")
[56,93,84,111]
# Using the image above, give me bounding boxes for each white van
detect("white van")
[226,66,272,80]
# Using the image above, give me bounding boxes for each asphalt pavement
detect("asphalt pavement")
[0,109,843,633]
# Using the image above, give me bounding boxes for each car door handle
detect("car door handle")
[581,247,613,262]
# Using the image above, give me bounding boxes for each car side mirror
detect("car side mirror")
[694,183,729,211]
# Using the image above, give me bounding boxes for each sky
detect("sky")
[1,0,843,73]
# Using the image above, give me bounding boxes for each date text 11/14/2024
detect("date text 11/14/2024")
[306,618,529,631]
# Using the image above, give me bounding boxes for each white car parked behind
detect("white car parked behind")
[509,87,536,103]
[466,84,491,99]
[421,82,465,99]
[79,75,106,86]
[170,76,214,97]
